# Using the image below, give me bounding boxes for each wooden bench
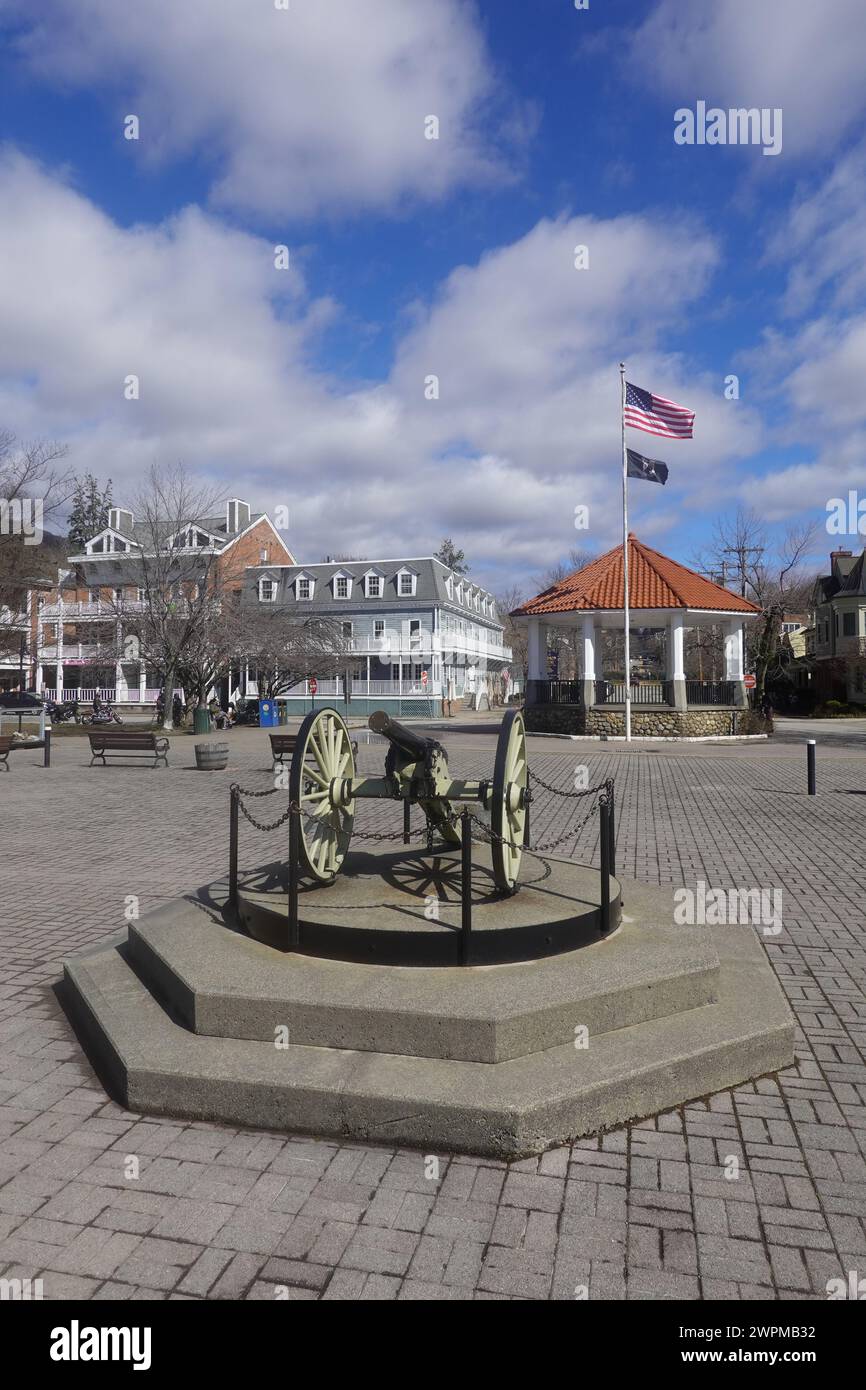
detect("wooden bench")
[0,732,51,769]
[269,731,358,772]
[89,730,169,768]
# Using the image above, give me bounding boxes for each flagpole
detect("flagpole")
[620,362,632,743]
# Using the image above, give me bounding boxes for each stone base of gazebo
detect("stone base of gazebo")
[525,705,770,737]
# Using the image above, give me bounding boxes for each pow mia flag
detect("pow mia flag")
[626,447,669,486]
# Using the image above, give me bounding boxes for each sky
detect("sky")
[1,0,865,597]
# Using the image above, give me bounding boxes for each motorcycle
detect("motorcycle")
[82,706,124,727]
[46,699,79,724]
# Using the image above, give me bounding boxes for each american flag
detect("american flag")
[624,381,695,439]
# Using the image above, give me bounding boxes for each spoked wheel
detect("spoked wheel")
[289,707,355,882]
[490,709,528,894]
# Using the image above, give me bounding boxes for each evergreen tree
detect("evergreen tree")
[67,474,113,551]
[435,538,468,574]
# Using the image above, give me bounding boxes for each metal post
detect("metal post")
[599,793,611,935]
[807,740,816,796]
[43,729,51,769]
[287,804,300,949]
[607,780,616,878]
[523,769,531,849]
[403,796,411,845]
[229,787,239,912]
[460,808,472,965]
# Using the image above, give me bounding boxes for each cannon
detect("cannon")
[288,706,529,894]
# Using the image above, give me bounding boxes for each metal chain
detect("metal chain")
[528,770,612,800]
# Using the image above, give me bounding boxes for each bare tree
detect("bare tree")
[113,464,225,728]
[694,508,818,699]
[496,583,528,684]
[0,432,71,669]
[233,606,347,699]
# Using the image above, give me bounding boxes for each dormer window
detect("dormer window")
[333,572,352,599]
[296,575,314,600]
[397,568,417,598]
[365,573,383,598]
[455,582,464,604]
[258,578,276,603]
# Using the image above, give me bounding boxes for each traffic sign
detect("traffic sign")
[744,673,756,690]
[309,677,318,696]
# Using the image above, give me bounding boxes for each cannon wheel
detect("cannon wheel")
[490,709,527,894]
[289,707,355,883]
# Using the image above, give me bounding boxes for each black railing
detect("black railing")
[526,679,583,705]
[594,680,672,706]
[685,680,735,706]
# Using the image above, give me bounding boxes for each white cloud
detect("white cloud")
[766,140,866,315]
[627,0,866,158]
[0,151,765,591]
[2,0,520,218]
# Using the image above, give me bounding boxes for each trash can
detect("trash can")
[259,699,277,728]
[193,706,210,735]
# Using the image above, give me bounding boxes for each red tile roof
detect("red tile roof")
[513,536,761,616]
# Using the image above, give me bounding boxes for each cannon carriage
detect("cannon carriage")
[288,706,529,894]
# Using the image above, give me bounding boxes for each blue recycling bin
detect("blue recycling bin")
[258,698,277,727]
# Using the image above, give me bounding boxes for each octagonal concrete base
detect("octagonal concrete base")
[60,856,795,1159]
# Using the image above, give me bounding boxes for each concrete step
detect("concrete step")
[126,889,719,1062]
[62,925,794,1159]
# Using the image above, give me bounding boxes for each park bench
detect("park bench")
[89,729,169,768]
[0,732,51,769]
[269,731,357,772]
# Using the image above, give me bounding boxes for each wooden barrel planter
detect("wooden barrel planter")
[195,741,229,771]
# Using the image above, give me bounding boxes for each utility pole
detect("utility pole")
[722,545,764,599]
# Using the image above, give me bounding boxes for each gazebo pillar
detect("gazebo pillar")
[668,611,687,709]
[724,619,747,706]
[581,613,596,708]
[527,619,547,686]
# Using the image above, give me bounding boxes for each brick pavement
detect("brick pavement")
[0,724,864,1300]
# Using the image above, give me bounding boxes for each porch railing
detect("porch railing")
[595,680,672,705]
[526,679,583,705]
[685,680,736,705]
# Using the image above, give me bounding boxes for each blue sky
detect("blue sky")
[1,0,865,595]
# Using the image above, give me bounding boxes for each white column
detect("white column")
[724,620,744,680]
[56,597,64,698]
[581,614,596,680]
[669,611,686,709]
[527,618,544,680]
[138,662,146,701]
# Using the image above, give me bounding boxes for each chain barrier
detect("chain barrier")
[527,769,611,800]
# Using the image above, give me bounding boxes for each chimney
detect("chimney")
[226,499,251,535]
[108,506,134,534]
[830,550,853,558]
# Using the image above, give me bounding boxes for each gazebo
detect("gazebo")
[513,535,762,737]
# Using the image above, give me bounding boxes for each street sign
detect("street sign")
[744,673,756,690]
[420,670,428,687]
[309,677,318,696]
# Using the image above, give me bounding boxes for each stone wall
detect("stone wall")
[524,704,771,737]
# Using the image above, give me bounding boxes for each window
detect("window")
[374,619,386,641]
[90,589,100,604]
[297,578,312,600]
[259,579,276,602]
[398,572,414,597]
[410,619,421,642]
[342,621,353,641]
[335,576,349,599]
[114,588,123,604]
[260,547,268,563]
[366,574,383,598]
[843,611,856,636]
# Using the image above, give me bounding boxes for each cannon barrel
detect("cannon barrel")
[368,710,435,762]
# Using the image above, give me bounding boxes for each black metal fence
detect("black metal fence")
[685,680,735,705]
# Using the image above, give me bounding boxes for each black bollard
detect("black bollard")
[287,805,300,950]
[599,794,611,935]
[460,808,472,965]
[43,729,51,768]
[607,780,616,879]
[523,770,531,849]
[403,797,411,845]
[807,739,816,796]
